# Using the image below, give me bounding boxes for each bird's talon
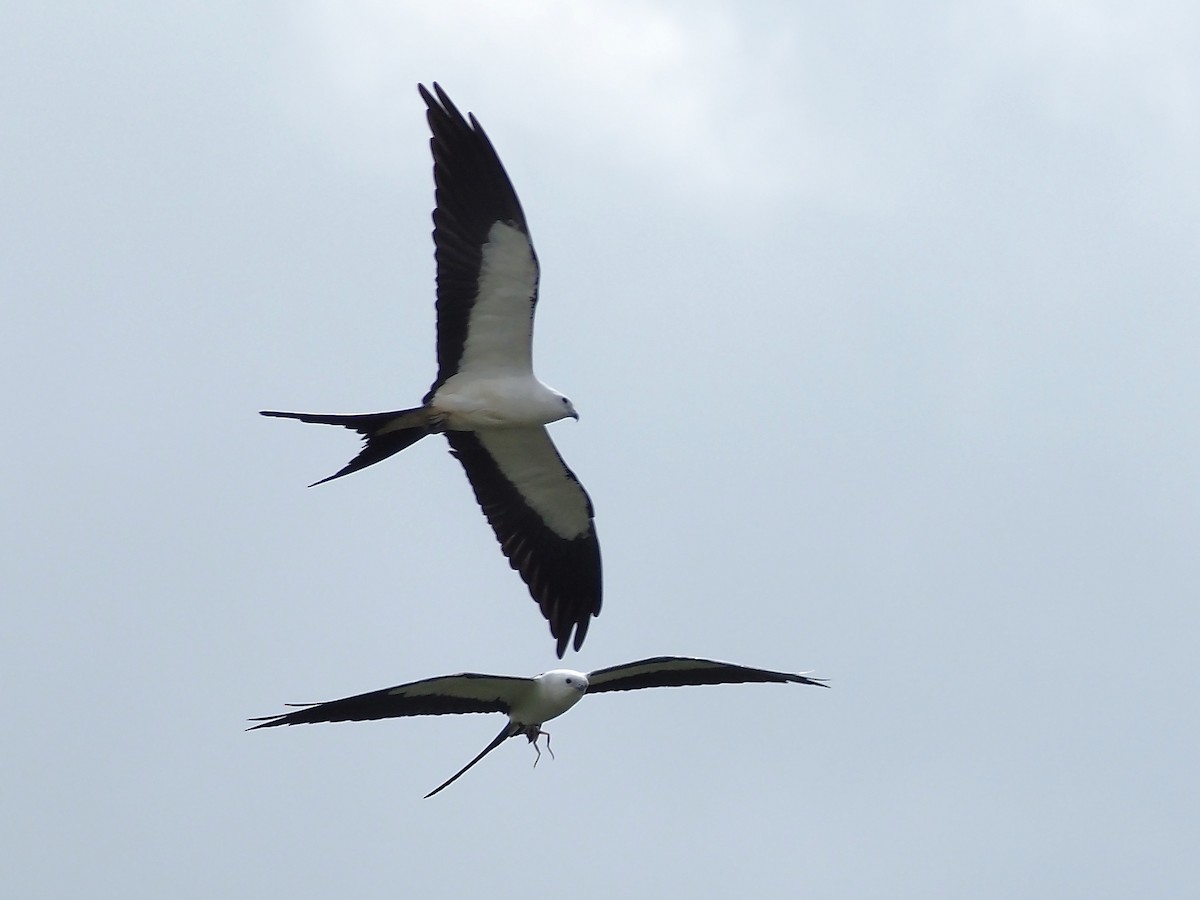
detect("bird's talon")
[530,728,554,767]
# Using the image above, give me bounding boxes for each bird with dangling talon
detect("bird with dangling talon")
[251,656,828,798]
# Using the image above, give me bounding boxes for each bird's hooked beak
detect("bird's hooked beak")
[569,410,580,422]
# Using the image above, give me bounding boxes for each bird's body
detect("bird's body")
[431,375,574,430]
[503,669,591,725]
[262,84,600,656]
[251,657,828,798]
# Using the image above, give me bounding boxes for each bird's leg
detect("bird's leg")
[527,728,554,768]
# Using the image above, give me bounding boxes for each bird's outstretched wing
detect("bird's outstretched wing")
[249,673,531,728]
[448,427,601,656]
[420,82,539,394]
[587,657,829,694]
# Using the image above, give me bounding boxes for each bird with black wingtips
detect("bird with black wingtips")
[250,657,829,798]
[262,84,600,657]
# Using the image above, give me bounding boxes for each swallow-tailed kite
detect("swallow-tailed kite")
[250,656,828,798]
[262,84,599,656]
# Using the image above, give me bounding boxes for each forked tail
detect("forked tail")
[260,407,432,486]
[424,722,520,799]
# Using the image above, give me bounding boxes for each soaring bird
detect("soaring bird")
[262,84,600,657]
[251,656,828,798]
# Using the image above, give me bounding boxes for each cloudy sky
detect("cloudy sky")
[3,1,1197,896]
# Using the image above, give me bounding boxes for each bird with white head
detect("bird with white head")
[251,657,827,798]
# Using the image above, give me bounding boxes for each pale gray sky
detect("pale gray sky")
[3,2,1198,897]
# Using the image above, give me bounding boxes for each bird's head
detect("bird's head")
[542,669,589,693]
[536,669,589,712]
[557,394,579,422]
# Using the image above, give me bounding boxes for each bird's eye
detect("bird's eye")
[565,677,573,684]
[561,397,570,405]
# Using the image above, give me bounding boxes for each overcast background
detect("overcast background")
[3,2,1198,897]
